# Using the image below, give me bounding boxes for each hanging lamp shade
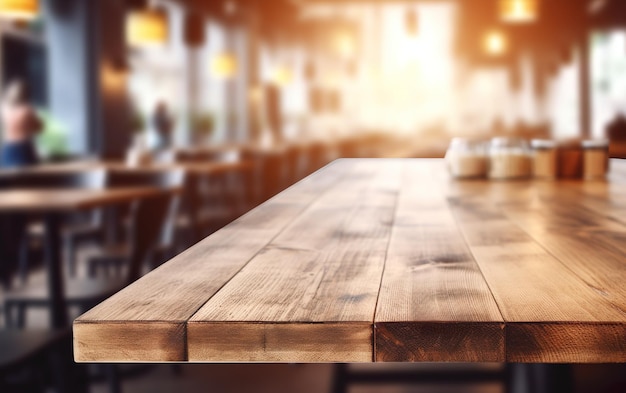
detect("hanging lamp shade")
[272,66,293,87]
[483,30,508,56]
[500,0,539,23]
[126,8,168,47]
[335,32,355,58]
[0,0,38,21]
[211,52,238,79]
[406,8,418,36]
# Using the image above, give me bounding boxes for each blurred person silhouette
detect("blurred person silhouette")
[0,79,42,168]
[152,100,174,150]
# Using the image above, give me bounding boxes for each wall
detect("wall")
[44,0,131,158]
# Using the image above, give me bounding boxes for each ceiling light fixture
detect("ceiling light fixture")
[500,0,539,23]
[484,30,508,56]
[126,7,169,47]
[0,0,38,21]
[406,8,419,36]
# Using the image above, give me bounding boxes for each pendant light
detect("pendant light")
[500,0,539,23]
[484,30,508,56]
[126,7,169,47]
[406,8,418,36]
[0,0,38,21]
[335,32,355,58]
[184,13,205,47]
[211,52,238,79]
[272,65,293,87]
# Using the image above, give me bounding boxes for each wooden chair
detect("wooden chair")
[0,216,88,393]
[3,169,184,328]
[168,150,242,239]
[11,170,108,280]
[86,169,185,277]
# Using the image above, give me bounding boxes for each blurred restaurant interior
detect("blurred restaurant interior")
[1,0,626,392]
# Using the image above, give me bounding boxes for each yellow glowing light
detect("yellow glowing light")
[126,9,168,47]
[0,0,38,20]
[211,52,238,79]
[500,0,538,23]
[335,33,356,58]
[484,31,507,56]
[272,66,294,87]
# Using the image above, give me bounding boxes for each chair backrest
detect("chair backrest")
[174,150,212,163]
[106,169,185,283]
[106,169,184,189]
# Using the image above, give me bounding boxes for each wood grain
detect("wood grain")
[74,159,626,363]
[74,322,186,362]
[74,161,349,362]
[189,323,372,362]
[188,160,402,362]
[376,322,504,362]
[450,200,626,362]
[375,162,504,362]
[507,323,626,363]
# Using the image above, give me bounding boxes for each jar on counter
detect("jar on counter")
[445,138,488,179]
[488,137,532,180]
[583,139,609,180]
[557,139,583,179]
[531,139,558,179]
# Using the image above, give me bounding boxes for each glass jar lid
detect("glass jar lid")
[490,137,529,149]
[582,139,609,149]
[531,139,557,149]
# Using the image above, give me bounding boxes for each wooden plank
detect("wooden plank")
[502,199,626,317]
[375,161,504,362]
[187,160,403,362]
[450,199,626,363]
[74,161,349,362]
[507,323,626,363]
[189,323,372,362]
[0,188,169,212]
[73,323,186,362]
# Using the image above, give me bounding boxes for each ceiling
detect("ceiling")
[165,0,626,70]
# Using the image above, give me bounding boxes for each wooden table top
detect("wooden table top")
[74,159,626,363]
[0,187,171,213]
[0,159,253,177]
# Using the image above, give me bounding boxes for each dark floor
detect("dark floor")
[91,363,504,393]
[87,362,626,393]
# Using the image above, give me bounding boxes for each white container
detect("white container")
[488,138,532,180]
[445,138,488,179]
[531,139,558,179]
[582,139,609,180]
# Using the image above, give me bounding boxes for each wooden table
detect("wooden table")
[74,159,626,363]
[0,159,254,177]
[0,187,169,329]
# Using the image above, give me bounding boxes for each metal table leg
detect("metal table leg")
[44,213,68,329]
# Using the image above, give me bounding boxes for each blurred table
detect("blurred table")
[74,159,626,363]
[0,187,170,328]
[0,159,254,176]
